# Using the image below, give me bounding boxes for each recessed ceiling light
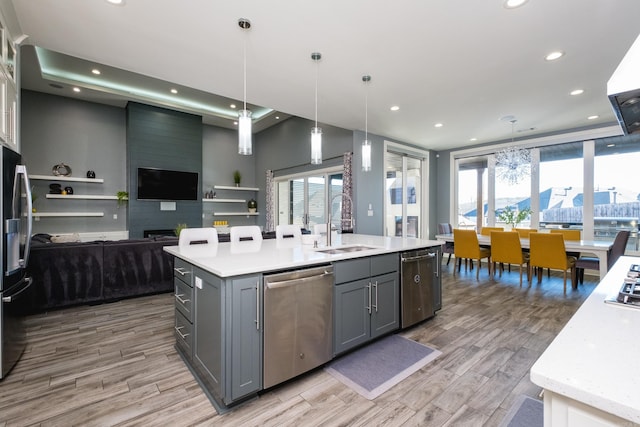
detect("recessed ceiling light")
[230,103,237,109]
[470,138,477,142]
[434,123,443,128]
[275,116,280,120]
[607,143,616,148]
[170,88,178,94]
[72,87,81,93]
[233,121,238,126]
[587,115,599,120]
[390,105,400,111]
[91,68,101,75]
[105,0,125,5]
[545,51,564,61]
[570,89,584,96]
[503,0,529,9]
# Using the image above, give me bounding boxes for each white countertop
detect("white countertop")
[530,255,640,423]
[164,233,443,277]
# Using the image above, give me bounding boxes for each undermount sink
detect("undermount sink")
[315,245,378,254]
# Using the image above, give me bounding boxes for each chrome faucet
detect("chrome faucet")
[327,192,354,246]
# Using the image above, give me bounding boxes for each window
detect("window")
[593,134,640,250]
[539,142,583,229]
[450,126,640,250]
[275,168,342,230]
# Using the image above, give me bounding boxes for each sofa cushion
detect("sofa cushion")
[102,238,175,300]
[26,241,104,313]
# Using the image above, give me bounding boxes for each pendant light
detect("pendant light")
[310,52,322,165]
[362,75,372,172]
[238,18,252,155]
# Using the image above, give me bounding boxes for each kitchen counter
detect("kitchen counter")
[164,233,442,277]
[530,255,640,426]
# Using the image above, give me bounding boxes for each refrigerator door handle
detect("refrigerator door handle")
[2,276,32,303]
[14,165,33,269]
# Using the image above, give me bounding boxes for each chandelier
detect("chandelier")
[495,146,532,185]
[495,118,532,185]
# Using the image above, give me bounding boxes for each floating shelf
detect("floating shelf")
[203,198,246,203]
[212,212,259,216]
[213,185,259,191]
[32,212,104,217]
[29,174,104,183]
[45,194,120,200]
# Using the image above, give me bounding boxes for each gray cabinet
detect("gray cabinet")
[230,275,262,400]
[188,266,262,409]
[334,253,399,355]
[173,258,194,360]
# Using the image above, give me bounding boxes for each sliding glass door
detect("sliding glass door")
[385,149,426,238]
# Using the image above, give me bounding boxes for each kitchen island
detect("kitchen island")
[530,255,640,426]
[164,233,442,413]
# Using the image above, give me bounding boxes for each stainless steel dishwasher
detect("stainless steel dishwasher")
[400,248,440,328]
[263,265,334,389]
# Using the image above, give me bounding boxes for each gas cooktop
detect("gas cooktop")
[605,264,640,309]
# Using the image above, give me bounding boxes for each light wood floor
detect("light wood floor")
[0,260,598,427]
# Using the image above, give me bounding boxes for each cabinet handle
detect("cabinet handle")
[175,326,189,339]
[372,281,378,312]
[174,293,190,304]
[366,282,372,314]
[174,267,190,276]
[255,280,260,330]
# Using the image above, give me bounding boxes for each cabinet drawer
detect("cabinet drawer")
[174,278,193,321]
[175,310,193,359]
[334,257,371,284]
[371,253,398,276]
[174,258,193,286]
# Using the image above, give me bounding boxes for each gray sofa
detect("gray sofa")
[25,236,178,313]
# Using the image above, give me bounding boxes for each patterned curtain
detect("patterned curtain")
[265,169,275,232]
[342,152,353,231]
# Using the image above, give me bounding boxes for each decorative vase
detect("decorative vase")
[248,198,257,213]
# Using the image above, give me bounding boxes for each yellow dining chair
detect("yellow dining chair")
[480,226,504,236]
[550,229,581,240]
[529,232,577,293]
[490,231,529,286]
[550,228,581,259]
[453,229,491,279]
[513,228,537,238]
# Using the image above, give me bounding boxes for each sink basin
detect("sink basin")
[315,245,378,254]
[337,245,378,252]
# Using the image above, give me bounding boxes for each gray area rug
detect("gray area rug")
[499,395,543,427]
[325,334,441,400]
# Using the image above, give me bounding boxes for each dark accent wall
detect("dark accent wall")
[126,102,202,238]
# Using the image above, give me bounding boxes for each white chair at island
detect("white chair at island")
[275,224,302,241]
[178,227,218,246]
[230,225,263,242]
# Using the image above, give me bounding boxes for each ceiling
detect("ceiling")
[7,0,640,152]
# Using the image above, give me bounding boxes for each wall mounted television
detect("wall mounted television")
[137,167,199,201]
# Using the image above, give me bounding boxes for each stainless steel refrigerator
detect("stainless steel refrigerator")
[0,145,33,380]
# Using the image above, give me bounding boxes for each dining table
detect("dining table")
[435,233,614,280]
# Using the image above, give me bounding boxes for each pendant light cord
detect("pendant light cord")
[314,59,318,127]
[365,84,369,140]
[243,33,247,111]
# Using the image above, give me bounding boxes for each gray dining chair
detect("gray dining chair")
[576,230,629,284]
